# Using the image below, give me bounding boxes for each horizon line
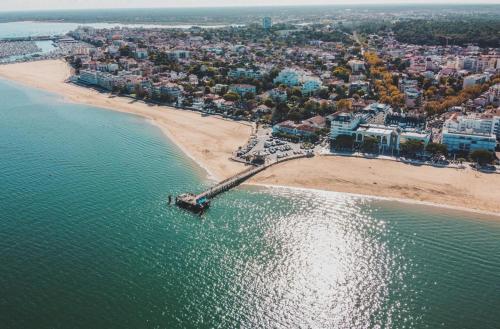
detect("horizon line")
[1,2,500,14]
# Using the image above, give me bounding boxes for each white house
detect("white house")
[134,49,148,60]
[399,130,431,146]
[355,124,400,153]
[229,84,257,97]
[348,59,365,73]
[349,81,370,94]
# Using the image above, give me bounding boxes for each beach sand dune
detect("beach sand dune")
[1,60,499,215]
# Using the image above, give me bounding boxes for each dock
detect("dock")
[175,153,313,212]
[0,36,59,42]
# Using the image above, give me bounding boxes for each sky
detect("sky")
[0,0,497,12]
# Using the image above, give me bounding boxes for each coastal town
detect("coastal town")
[0,12,499,213]
[44,19,500,171]
[2,3,500,329]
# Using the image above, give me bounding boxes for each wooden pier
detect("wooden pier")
[175,153,313,212]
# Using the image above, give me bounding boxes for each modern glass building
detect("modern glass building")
[442,129,497,153]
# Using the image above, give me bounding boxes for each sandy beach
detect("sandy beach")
[1,59,499,215]
[0,60,251,180]
[249,156,500,216]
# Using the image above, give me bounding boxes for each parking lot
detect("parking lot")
[234,127,315,163]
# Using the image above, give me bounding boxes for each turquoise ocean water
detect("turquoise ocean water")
[0,76,499,328]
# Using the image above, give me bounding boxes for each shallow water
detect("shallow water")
[0,80,499,329]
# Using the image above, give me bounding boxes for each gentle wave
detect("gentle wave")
[0,80,499,328]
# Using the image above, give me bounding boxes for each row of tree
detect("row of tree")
[364,52,405,108]
[331,135,496,165]
[424,81,499,116]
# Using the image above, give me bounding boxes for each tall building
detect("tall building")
[442,114,498,153]
[330,112,362,139]
[263,17,272,29]
[78,70,98,85]
[463,74,489,89]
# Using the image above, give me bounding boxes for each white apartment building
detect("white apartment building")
[444,114,494,135]
[442,130,497,153]
[463,74,489,89]
[79,70,98,85]
[348,59,365,73]
[330,110,431,153]
[330,112,362,139]
[354,125,431,153]
[442,114,498,152]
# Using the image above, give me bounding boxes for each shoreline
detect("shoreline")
[147,118,219,182]
[0,59,499,217]
[248,182,500,219]
[248,155,500,216]
[0,59,251,181]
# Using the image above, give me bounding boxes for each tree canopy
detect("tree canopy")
[426,143,448,157]
[361,136,379,154]
[400,140,424,158]
[470,149,495,166]
[392,18,500,48]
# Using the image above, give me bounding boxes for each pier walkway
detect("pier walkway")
[176,153,312,212]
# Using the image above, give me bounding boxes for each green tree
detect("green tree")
[244,92,255,100]
[470,149,494,166]
[223,92,240,102]
[361,137,379,154]
[333,66,350,82]
[425,143,448,157]
[119,45,132,57]
[287,109,302,122]
[264,98,275,108]
[332,135,354,151]
[400,140,425,158]
[271,103,289,123]
[290,87,302,98]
